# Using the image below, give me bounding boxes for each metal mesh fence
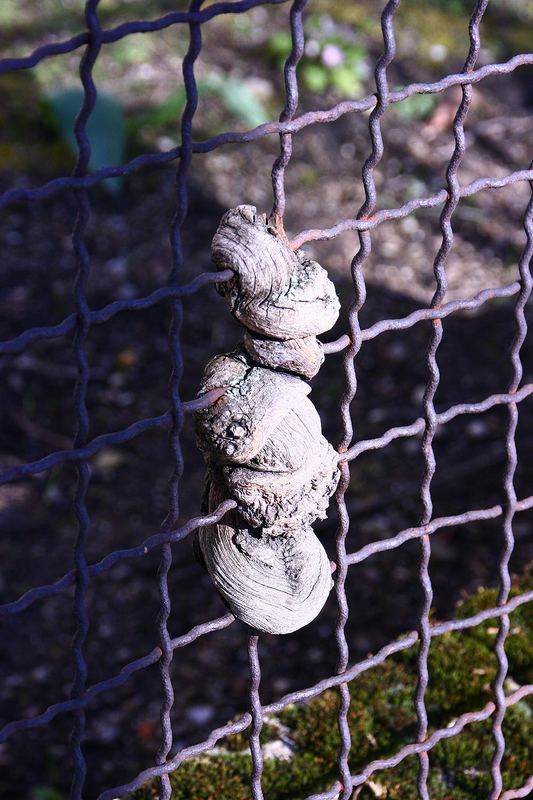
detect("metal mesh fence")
[0,0,532,798]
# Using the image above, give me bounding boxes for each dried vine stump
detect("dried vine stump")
[195,205,340,634]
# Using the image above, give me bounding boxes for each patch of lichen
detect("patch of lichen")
[410,630,496,715]
[130,572,532,799]
[130,753,330,800]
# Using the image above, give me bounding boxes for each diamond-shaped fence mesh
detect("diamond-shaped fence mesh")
[0,1,532,799]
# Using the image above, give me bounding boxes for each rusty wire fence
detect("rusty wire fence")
[0,0,532,798]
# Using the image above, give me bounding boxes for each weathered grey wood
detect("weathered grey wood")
[195,205,340,635]
[197,475,333,635]
[195,350,311,466]
[244,332,324,378]
[224,438,338,531]
[213,205,339,339]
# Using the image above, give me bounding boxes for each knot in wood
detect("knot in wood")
[195,206,340,634]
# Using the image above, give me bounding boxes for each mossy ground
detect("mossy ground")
[131,568,532,799]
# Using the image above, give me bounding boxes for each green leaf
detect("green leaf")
[301,63,329,94]
[395,93,437,120]
[127,87,187,135]
[32,788,64,800]
[203,74,269,128]
[131,75,269,136]
[46,88,125,193]
[267,31,293,61]
[330,66,362,98]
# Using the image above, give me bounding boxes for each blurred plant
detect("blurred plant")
[32,788,64,800]
[268,15,370,98]
[43,71,269,184]
[421,0,473,13]
[203,73,270,128]
[46,88,125,193]
[129,72,270,140]
[394,93,437,121]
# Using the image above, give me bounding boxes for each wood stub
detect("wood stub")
[194,205,340,635]
[197,474,333,635]
[212,205,340,339]
[243,331,324,379]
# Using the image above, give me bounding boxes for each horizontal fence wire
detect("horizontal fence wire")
[0,0,532,798]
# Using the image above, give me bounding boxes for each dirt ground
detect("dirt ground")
[0,2,532,798]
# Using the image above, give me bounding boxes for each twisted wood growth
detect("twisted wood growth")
[194,205,340,634]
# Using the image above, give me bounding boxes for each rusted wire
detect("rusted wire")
[1,57,532,210]
[414,3,488,794]
[333,3,400,797]
[68,3,103,795]
[248,635,265,800]
[270,0,308,224]
[1,1,532,798]
[291,168,533,248]
[489,180,533,798]
[500,776,533,800]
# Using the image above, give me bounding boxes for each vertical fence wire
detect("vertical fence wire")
[489,183,533,798]
[155,3,204,798]
[248,635,265,800]
[248,1,308,795]
[334,2,400,797]
[69,2,103,798]
[271,0,308,224]
[414,2,488,796]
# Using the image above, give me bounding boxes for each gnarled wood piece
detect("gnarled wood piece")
[243,331,324,379]
[225,438,338,531]
[195,205,340,635]
[198,474,333,635]
[195,350,311,467]
[213,205,340,340]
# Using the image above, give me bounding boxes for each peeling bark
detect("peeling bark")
[194,205,340,634]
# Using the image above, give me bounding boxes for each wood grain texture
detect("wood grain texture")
[213,205,339,340]
[195,205,340,634]
[244,332,324,379]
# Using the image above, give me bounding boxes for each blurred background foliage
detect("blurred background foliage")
[0,0,531,182]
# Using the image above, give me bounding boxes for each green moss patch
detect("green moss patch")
[131,569,532,799]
